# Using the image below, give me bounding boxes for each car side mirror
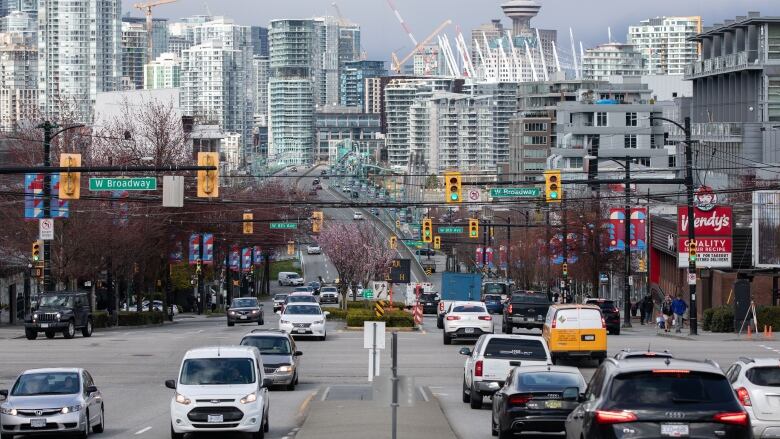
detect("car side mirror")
[226,306,230,310]
[261,378,273,388]
[165,380,176,390]
[294,351,303,357]
[562,386,579,402]
[86,385,98,394]
[0,389,7,399]
[458,347,472,356]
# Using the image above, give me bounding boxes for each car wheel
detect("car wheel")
[443,331,452,345]
[25,328,37,340]
[613,327,620,336]
[491,418,499,437]
[469,386,482,409]
[92,406,105,433]
[294,373,299,385]
[227,321,234,327]
[170,423,184,439]
[252,423,265,439]
[82,319,93,337]
[498,427,514,439]
[287,380,296,391]
[263,409,269,433]
[45,331,56,339]
[462,377,470,403]
[502,322,511,334]
[279,281,283,286]
[78,411,89,439]
[63,320,76,339]
[436,316,443,329]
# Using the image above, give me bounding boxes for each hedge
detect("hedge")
[93,311,111,329]
[326,308,348,320]
[346,301,406,311]
[346,309,414,328]
[118,311,165,326]
[757,306,780,332]
[703,306,735,333]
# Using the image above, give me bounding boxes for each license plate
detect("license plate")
[582,334,595,341]
[207,414,223,423]
[545,400,562,409]
[296,329,306,334]
[661,424,689,437]
[240,315,247,320]
[537,315,544,321]
[40,323,49,328]
[30,418,46,428]
[464,328,474,334]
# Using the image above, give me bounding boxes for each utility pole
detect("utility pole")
[684,116,698,335]
[505,217,511,280]
[41,122,53,292]
[197,237,204,315]
[562,200,568,302]
[623,156,632,328]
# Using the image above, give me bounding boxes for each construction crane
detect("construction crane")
[331,2,347,26]
[134,0,177,63]
[391,20,452,74]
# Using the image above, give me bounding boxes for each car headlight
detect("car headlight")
[240,392,257,404]
[61,404,82,414]
[280,320,289,324]
[0,406,17,416]
[32,313,38,320]
[251,310,259,314]
[55,312,62,320]
[228,311,236,315]
[312,320,324,325]
[174,393,191,405]
[277,365,293,373]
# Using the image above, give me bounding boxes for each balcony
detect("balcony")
[685,50,760,79]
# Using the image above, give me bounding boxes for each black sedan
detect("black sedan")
[419,292,439,314]
[226,297,264,327]
[491,365,586,438]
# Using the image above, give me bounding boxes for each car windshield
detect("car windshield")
[288,296,315,303]
[273,294,288,301]
[746,367,780,387]
[39,295,75,308]
[510,294,550,304]
[484,294,502,301]
[420,293,438,301]
[484,338,548,360]
[241,337,292,355]
[285,305,322,315]
[608,371,736,408]
[452,305,486,313]
[179,358,255,385]
[11,372,81,396]
[309,282,320,288]
[321,287,337,293]
[231,298,258,308]
[516,372,582,391]
[590,300,616,310]
[484,284,507,295]
[294,287,310,292]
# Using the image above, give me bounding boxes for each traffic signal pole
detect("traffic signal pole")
[684,117,698,335]
[41,122,53,292]
[623,156,632,328]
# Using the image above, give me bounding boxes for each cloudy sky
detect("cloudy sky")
[123,0,777,59]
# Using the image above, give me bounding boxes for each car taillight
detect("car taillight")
[602,317,606,329]
[736,387,752,406]
[595,410,637,424]
[478,315,492,321]
[713,412,749,426]
[507,304,513,314]
[507,394,532,406]
[613,308,620,314]
[439,302,444,312]
[446,315,460,321]
[475,360,483,377]
[551,317,557,329]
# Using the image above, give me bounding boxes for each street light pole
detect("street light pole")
[623,156,632,328]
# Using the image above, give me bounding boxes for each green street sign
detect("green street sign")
[362,289,374,299]
[270,222,298,230]
[438,226,464,234]
[89,177,157,191]
[403,240,424,248]
[489,187,541,198]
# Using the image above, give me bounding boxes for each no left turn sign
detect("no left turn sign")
[468,189,481,202]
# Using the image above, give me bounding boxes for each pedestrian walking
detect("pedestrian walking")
[642,295,654,325]
[661,295,674,332]
[672,294,688,333]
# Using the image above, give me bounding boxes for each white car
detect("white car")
[277,303,330,341]
[167,346,270,438]
[443,301,494,345]
[306,245,322,255]
[726,357,780,438]
[353,212,363,220]
[459,334,552,409]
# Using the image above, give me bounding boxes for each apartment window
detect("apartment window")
[650,134,657,149]
[595,112,607,127]
[770,24,780,60]
[625,112,638,127]
[668,156,676,168]
[524,122,548,132]
[523,136,547,146]
[624,134,637,149]
[523,162,545,171]
[769,79,780,122]
[523,149,548,158]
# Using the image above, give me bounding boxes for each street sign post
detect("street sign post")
[489,187,541,198]
[39,218,54,241]
[89,177,157,191]
[270,222,298,230]
[438,226,463,234]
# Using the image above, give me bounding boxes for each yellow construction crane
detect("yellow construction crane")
[391,19,452,73]
[134,0,177,63]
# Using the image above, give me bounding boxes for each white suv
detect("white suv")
[442,301,493,345]
[458,334,552,409]
[726,357,780,438]
[166,346,271,438]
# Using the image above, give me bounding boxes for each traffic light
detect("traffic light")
[287,241,295,256]
[638,258,647,272]
[197,152,220,198]
[243,213,253,235]
[59,153,82,200]
[469,219,479,239]
[544,170,562,203]
[395,220,401,229]
[389,236,397,249]
[433,236,441,250]
[422,218,433,243]
[688,240,697,263]
[312,211,324,233]
[31,240,42,262]
[562,262,568,278]
[444,171,462,203]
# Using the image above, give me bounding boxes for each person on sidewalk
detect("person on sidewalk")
[642,295,655,326]
[639,296,647,325]
[671,294,688,333]
[661,295,674,332]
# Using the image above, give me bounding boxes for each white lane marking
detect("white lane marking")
[134,426,152,435]
[320,386,331,401]
[432,393,449,396]
[418,386,430,402]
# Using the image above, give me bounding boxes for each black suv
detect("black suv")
[585,298,621,335]
[566,357,751,438]
[24,292,93,340]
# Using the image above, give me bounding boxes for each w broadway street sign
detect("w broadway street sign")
[270,222,298,230]
[89,177,157,191]
[489,187,541,198]
[438,226,464,234]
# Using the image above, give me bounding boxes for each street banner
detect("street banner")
[24,173,69,219]
[476,247,483,268]
[486,247,495,269]
[188,234,201,265]
[253,246,263,265]
[202,234,214,265]
[499,245,507,270]
[242,248,252,272]
[608,207,647,251]
[753,191,780,268]
[169,240,183,263]
[230,245,240,271]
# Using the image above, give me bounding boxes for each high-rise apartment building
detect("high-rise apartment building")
[144,52,180,89]
[583,43,645,80]
[167,36,191,57]
[628,16,701,75]
[253,55,269,123]
[121,21,147,90]
[0,32,36,131]
[1,10,35,44]
[250,26,269,57]
[38,0,122,120]
[340,60,385,108]
[122,16,169,61]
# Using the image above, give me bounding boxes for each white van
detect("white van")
[166,346,271,438]
[278,272,304,286]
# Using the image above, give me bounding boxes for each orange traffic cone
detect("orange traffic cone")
[770,326,775,340]
[747,325,753,339]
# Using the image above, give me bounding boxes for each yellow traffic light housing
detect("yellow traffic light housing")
[32,240,42,262]
[287,241,295,256]
[243,212,253,235]
[445,171,462,203]
[688,240,697,263]
[544,170,562,203]
[59,153,82,200]
[422,218,433,243]
[197,152,220,198]
[433,236,441,250]
[562,262,568,278]
[312,211,324,233]
[389,236,397,249]
[469,219,479,239]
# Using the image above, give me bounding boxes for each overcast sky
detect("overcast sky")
[123,0,777,59]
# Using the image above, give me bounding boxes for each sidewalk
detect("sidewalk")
[620,318,778,343]
[0,313,204,340]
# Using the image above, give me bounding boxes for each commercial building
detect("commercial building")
[38,0,122,121]
[582,43,645,80]
[121,21,147,90]
[340,60,385,108]
[143,52,181,89]
[0,32,36,131]
[628,16,701,75]
[122,16,169,61]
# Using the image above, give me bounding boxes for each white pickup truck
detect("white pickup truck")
[459,334,552,409]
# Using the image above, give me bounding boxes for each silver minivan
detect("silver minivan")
[0,368,105,438]
[277,272,304,286]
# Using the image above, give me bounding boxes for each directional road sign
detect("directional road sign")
[489,187,541,198]
[89,177,157,191]
[270,222,298,230]
[438,226,463,234]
